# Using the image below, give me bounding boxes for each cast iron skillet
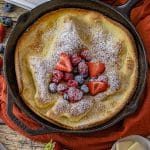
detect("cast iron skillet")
[4,0,147,135]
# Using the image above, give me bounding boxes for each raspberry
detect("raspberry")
[51,77,60,83]
[67,87,83,103]
[57,83,68,94]
[52,70,64,78]
[78,61,88,75]
[67,80,78,87]
[64,73,73,81]
[80,49,91,61]
[71,54,81,66]
[52,70,64,83]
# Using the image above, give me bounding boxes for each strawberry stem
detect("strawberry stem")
[44,140,55,150]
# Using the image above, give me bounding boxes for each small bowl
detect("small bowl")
[111,135,150,150]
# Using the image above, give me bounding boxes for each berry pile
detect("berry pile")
[0,17,13,43]
[0,3,15,71]
[0,3,14,43]
[48,50,109,103]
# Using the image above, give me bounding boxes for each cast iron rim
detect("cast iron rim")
[4,0,147,134]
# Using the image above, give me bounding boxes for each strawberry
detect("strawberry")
[44,140,62,150]
[88,62,105,77]
[0,23,6,43]
[88,81,108,96]
[55,53,72,72]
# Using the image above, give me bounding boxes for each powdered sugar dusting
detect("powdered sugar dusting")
[29,17,122,115]
[56,20,82,53]
[42,28,55,41]
[49,18,84,68]
[90,74,108,82]
[53,97,93,117]
[107,69,120,91]
[88,28,122,101]
[69,98,93,116]
[29,18,84,103]
[53,98,69,114]
[89,30,121,65]
[30,57,50,101]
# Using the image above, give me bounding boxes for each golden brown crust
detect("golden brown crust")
[15,8,138,130]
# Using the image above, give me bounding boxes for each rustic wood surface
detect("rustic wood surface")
[0,125,44,150]
[0,1,44,149]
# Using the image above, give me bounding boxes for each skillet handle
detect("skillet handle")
[115,0,139,18]
[7,89,56,135]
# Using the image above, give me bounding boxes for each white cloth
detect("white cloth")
[4,0,49,10]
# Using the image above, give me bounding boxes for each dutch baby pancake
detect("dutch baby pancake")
[15,8,138,129]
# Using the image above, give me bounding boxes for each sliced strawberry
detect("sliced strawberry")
[55,53,72,72]
[88,61,105,77]
[88,81,108,96]
[0,23,6,43]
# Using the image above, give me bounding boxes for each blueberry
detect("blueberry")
[0,44,4,54]
[80,85,89,94]
[63,93,69,100]
[0,16,7,24]
[75,75,84,85]
[4,3,14,12]
[48,83,57,93]
[4,17,13,27]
